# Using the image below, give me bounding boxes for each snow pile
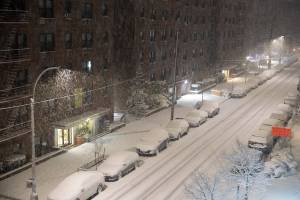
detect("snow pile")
[264,140,298,178]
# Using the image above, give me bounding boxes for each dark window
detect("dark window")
[82,3,92,19]
[150,73,156,81]
[14,69,28,86]
[102,58,108,70]
[82,32,93,48]
[193,32,197,41]
[140,7,145,17]
[39,0,53,18]
[6,0,25,10]
[161,30,167,41]
[150,31,155,41]
[101,1,108,16]
[40,33,55,52]
[151,9,156,20]
[84,89,92,105]
[82,60,92,73]
[64,32,72,49]
[15,33,27,48]
[161,49,167,60]
[103,31,109,43]
[150,50,156,63]
[64,0,72,16]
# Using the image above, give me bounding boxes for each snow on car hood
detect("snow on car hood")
[136,141,157,152]
[166,127,180,135]
[99,163,122,176]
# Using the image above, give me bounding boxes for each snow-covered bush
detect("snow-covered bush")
[185,171,221,200]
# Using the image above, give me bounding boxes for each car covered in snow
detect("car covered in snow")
[230,87,247,98]
[270,112,289,125]
[277,103,293,118]
[259,118,285,131]
[194,100,203,109]
[47,171,105,200]
[248,129,273,153]
[165,119,189,140]
[136,128,169,156]
[184,110,208,127]
[199,101,220,117]
[99,151,139,182]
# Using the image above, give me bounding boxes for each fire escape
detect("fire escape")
[0,0,32,143]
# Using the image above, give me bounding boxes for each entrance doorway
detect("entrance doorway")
[57,129,72,147]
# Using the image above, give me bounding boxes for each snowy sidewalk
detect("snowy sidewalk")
[0,93,225,200]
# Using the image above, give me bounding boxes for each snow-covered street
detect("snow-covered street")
[0,62,300,200]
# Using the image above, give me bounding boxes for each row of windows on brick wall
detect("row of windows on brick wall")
[39,0,108,18]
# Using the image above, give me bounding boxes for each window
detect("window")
[193,32,197,41]
[101,1,108,16]
[82,60,92,73]
[139,31,144,41]
[103,31,109,43]
[15,33,27,49]
[40,33,55,52]
[150,73,156,81]
[160,68,166,80]
[39,0,53,18]
[64,0,72,16]
[150,31,155,41]
[161,30,166,41]
[64,32,72,49]
[82,3,92,19]
[14,69,28,86]
[82,32,93,48]
[84,89,92,105]
[161,49,167,60]
[151,9,156,20]
[102,58,108,70]
[140,7,145,17]
[150,50,156,63]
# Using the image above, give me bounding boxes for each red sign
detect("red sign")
[272,127,291,137]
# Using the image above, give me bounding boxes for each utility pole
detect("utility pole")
[28,67,60,200]
[171,31,179,120]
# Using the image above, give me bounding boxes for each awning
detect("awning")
[52,107,110,128]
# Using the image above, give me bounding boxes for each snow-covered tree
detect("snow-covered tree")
[223,141,269,200]
[185,171,220,200]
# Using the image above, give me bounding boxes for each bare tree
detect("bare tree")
[185,171,220,200]
[223,141,269,200]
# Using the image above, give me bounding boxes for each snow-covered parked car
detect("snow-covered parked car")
[230,87,247,98]
[270,112,289,125]
[165,119,189,140]
[99,151,139,182]
[185,110,208,127]
[277,103,293,118]
[259,118,285,131]
[47,171,105,200]
[136,128,169,156]
[284,96,298,107]
[248,129,273,153]
[199,101,220,117]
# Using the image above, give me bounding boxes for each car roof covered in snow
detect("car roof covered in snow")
[48,171,103,199]
[105,151,138,165]
[270,113,288,122]
[277,103,292,112]
[166,119,188,127]
[142,128,169,141]
[261,118,284,127]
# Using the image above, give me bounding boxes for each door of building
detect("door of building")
[57,128,72,147]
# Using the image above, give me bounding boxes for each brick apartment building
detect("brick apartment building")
[0,0,298,172]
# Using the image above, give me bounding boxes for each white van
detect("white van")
[248,129,273,153]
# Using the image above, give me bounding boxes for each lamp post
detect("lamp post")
[30,66,60,200]
[170,31,179,121]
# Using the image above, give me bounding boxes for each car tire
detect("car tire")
[177,133,181,140]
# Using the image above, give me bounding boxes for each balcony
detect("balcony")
[0,48,30,64]
[0,84,32,101]
[0,10,31,24]
[0,122,31,143]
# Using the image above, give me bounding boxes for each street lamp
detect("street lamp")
[29,66,60,200]
[170,31,179,121]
